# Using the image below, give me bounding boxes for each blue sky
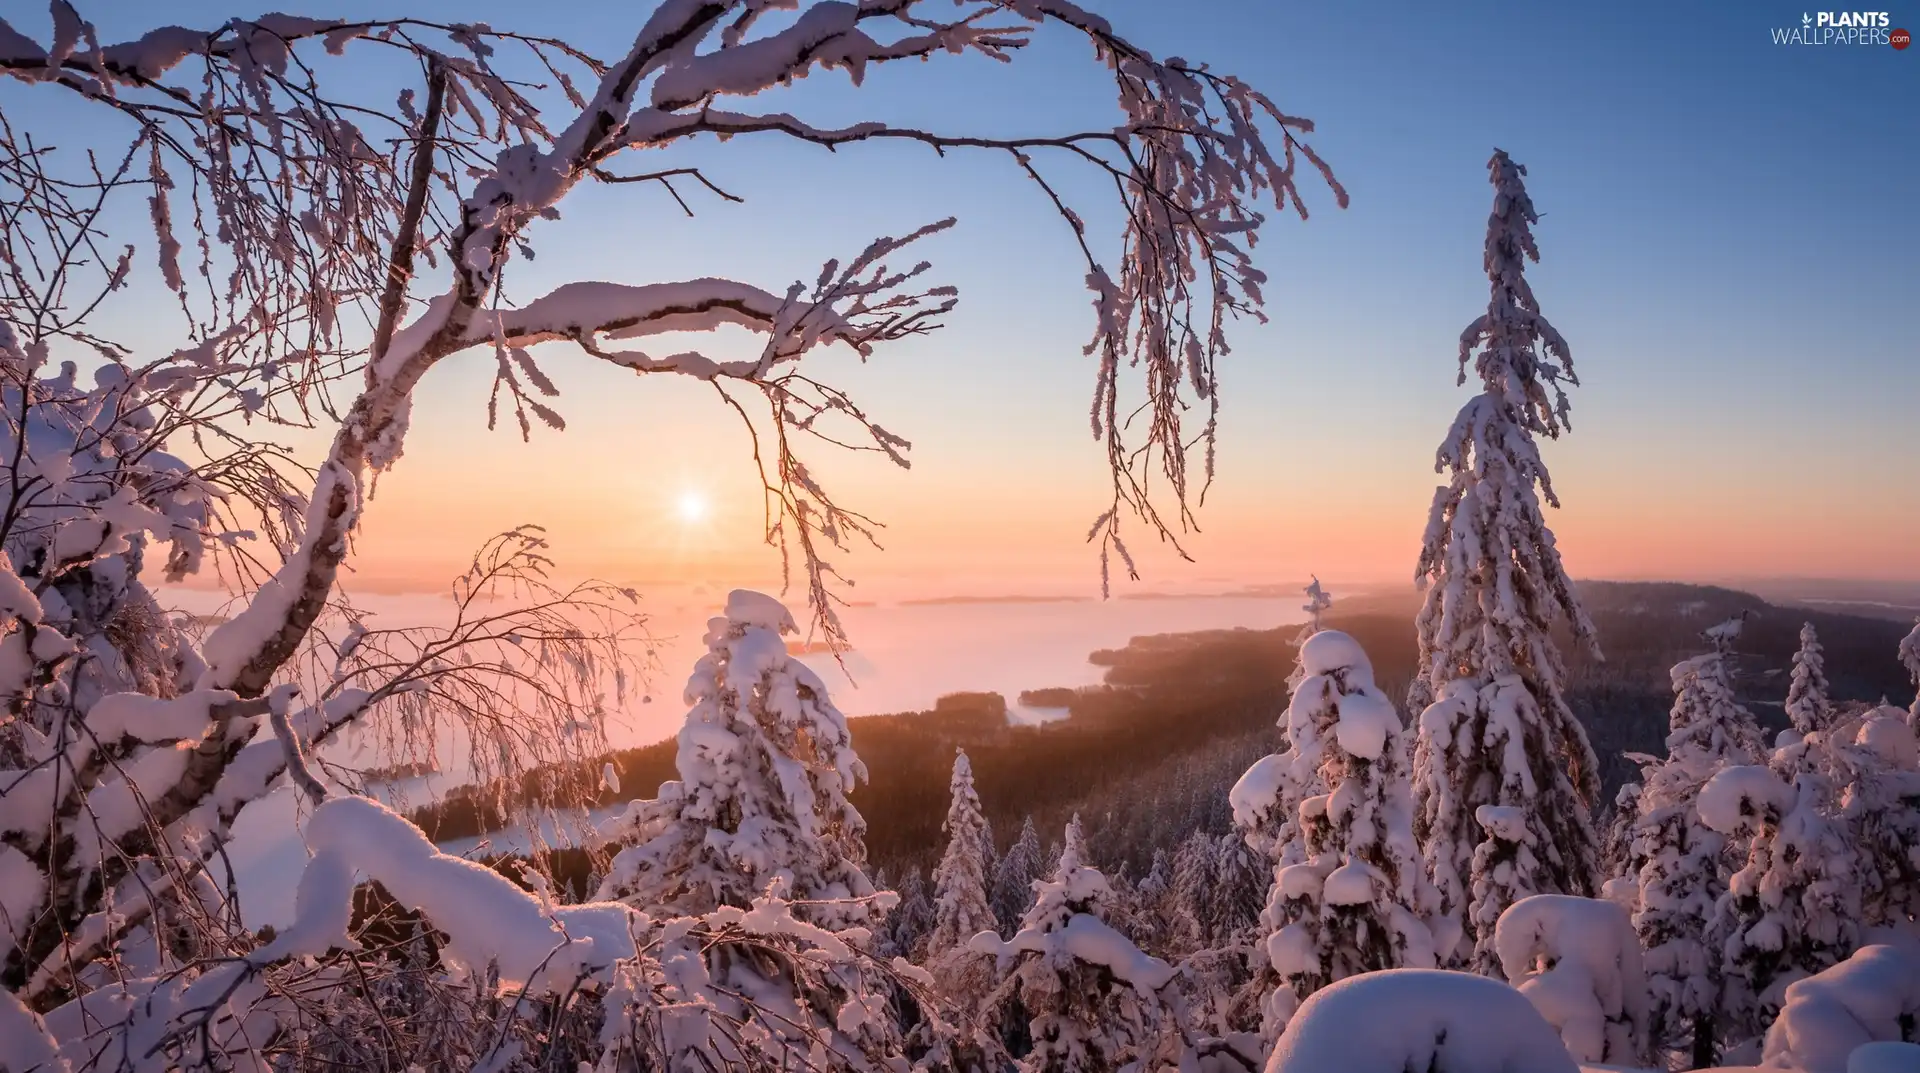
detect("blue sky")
[14,1,1919,590]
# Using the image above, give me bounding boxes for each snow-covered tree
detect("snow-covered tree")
[598,590,881,928]
[884,869,937,961]
[993,816,1047,934]
[973,824,1183,1073]
[1600,781,1644,885]
[1618,618,1769,1067]
[1901,621,1920,731]
[1232,577,1339,878]
[1053,813,1090,879]
[1171,828,1220,950]
[1698,765,1861,1042]
[1267,969,1581,1073]
[1785,623,1835,739]
[1494,894,1651,1067]
[1667,615,1768,765]
[929,750,999,957]
[1255,630,1439,1040]
[1409,151,1603,965]
[1208,830,1270,947]
[1761,944,1920,1073]
[1290,578,1333,691]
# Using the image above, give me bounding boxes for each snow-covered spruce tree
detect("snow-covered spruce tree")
[929,751,999,958]
[925,749,1001,1055]
[598,590,881,928]
[1048,813,1091,881]
[885,869,937,961]
[1617,616,1769,1067]
[1833,735,1920,931]
[1291,577,1333,692]
[1409,151,1603,967]
[1255,630,1439,1042]
[1668,614,1768,766]
[1600,781,1644,891]
[1231,576,1339,871]
[1784,623,1835,741]
[1208,830,1270,947]
[1494,894,1651,1068]
[993,816,1047,934]
[1902,620,1920,730]
[972,823,1184,1072]
[1698,765,1862,1046]
[1171,827,1221,951]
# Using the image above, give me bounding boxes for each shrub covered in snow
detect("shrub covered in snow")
[1495,894,1651,1067]
[1761,944,1920,1073]
[1266,968,1580,1073]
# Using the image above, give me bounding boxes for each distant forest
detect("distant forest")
[406,581,1917,887]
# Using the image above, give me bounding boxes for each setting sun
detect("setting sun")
[676,490,710,525]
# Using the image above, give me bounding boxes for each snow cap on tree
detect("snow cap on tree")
[597,590,881,928]
[1055,812,1090,878]
[1408,150,1602,966]
[1494,894,1651,1067]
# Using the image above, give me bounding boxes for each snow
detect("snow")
[1855,714,1917,769]
[1848,1042,1920,1073]
[1763,945,1920,1073]
[1322,862,1377,906]
[723,588,798,634]
[1267,969,1580,1073]
[1496,895,1649,1066]
[1299,629,1373,681]
[1698,765,1791,835]
[972,911,1176,991]
[1334,688,1399,762]
[278,795,641,991]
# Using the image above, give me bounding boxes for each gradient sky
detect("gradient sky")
[27,0,1920,600]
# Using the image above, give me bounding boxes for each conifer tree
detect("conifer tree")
[598,591,880,929]
[1620,617,1767,1067]
[1055,813,1090,878]
[992,816,1046,934]
[1900,620,1920,730]
[1784,622,1834,739]
[928,751,999,958]
[1232,576,1337,870]
[1257,631,1439,1038]
[974,823,1181,1073]
[1409,151,1603,964]
[1699,766,1861,1043]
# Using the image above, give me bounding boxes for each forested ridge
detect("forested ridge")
[413,581,1915,881]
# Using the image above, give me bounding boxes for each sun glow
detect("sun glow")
[676,491,710,524]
